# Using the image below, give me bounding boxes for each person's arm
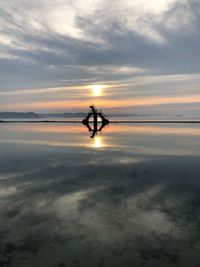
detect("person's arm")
[89,105,97,114]
[82,113,92,124]
[98,112,109,125]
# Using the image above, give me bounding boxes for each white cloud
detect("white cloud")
[0,0,199,98]
[0,0,198,48]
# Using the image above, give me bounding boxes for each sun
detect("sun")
[91,84,103,96]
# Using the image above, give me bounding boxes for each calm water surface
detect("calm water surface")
[0,122,200,267]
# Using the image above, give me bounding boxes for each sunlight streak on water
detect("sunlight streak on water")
[91,136,105,148]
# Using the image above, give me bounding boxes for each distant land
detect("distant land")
[0,112,41,118]
[0,112,86,118]
[0,112,137,119]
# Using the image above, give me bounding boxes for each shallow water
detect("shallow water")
[0,122,200,267]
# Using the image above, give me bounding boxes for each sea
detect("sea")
[0,116,200,267]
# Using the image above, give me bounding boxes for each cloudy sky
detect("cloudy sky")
[0,0,200,114]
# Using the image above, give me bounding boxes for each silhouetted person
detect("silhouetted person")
[82,105,109,138]
[98,111,109,126]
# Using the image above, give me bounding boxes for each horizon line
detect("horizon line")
[0,120,200,124]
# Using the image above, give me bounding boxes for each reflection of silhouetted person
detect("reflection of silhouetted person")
[82,105,109,138]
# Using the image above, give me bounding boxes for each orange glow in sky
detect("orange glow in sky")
[7,94,200,112]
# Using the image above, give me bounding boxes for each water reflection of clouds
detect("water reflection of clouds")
[108,124,200,136]
[0,124,199,153]
[0,124,200,266]
[1,154,199,266]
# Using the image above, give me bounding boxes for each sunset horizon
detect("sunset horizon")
[0,1,200,266]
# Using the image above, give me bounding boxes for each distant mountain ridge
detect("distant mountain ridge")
[0,112,87,118]
[44,112,86,118]
[1,112,192,120]
[0,112,41,118]
[0,112,136,118]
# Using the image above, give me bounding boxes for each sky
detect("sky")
[0,0,200,114]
